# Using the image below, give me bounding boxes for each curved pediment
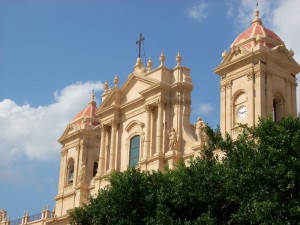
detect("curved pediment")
[125,120,145,132]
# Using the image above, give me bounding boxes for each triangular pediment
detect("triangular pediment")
[218,46,251,68]
[121,74,159,105]
[58,123,79,142]
[269,45,300,69]
[99,74,159,111]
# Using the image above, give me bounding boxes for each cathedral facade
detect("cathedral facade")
[1,9,299,225]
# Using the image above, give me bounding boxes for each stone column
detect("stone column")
[225,82,232,135]
[98,126,106,175]
[292,82,297,116]
[247,72,255,127]
[255,71,266,119]
[109,121,117,171]
[156,99,163,155]
[220,84,226,136]
[58,149,67,190]
[144,105,152,158]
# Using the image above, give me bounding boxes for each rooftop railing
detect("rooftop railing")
[9,218,22,225]
[28,212,42,222]
[1,205,54,225]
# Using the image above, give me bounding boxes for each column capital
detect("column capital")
[247,72,254,81]
[155,97,167,107]
[110,119,119,127]
[61,148,68,156]
[225,81,232,90]
[144,104,153,112]
[220,84,226,92]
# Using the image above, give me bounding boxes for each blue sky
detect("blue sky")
[1,0,300,220]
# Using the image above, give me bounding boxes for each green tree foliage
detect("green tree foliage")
[69,116,300,225]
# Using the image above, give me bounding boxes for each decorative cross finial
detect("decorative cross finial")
[91,89,95,101]
[136,33,145,58]
[252,0,262,25]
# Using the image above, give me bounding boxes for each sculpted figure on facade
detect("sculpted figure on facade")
[168,128,178,151]
[78,162,86,183]
[195,117,207,146]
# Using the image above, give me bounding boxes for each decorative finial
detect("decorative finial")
[147,58,153,70]
[91,89,95,101]
[89,89,96,106]
[113,75,119,88]
[135,57,143,67]
[222,50,227,58]
[176,52,182,66]
[159,52,166,66]
[104,80,109,92]
[252,1,262,25]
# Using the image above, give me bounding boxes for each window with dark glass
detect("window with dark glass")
[93,162,98,177]
[67,159,74,184]
[129,135,140,167]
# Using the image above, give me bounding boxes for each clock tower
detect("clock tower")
[215,9,300,138]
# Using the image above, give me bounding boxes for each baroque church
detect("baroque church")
[1,8,299,225]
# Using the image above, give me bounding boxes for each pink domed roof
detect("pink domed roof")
[231,10,284,49]
[71,92,99,127]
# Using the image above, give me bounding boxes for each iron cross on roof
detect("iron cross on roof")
[136,33,145,58]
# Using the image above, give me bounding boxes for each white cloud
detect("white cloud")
[0,81,103,171]
[226,0,275,30]
[187,1,208,22]
[195,103,213,115]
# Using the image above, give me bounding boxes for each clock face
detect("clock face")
[237,106,247,119]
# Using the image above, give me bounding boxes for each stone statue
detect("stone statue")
[78,162,86,183]
[195,117,204,142]
[168,128,178,151]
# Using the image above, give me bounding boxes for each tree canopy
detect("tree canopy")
[69,116,300,224]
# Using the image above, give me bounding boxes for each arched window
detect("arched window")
[67,159,74,184]
[273,93,284,122]
[129,135,140,167]
[93,162,98,177]
[233,91,247,125]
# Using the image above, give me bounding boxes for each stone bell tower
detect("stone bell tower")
[215,9,300,138]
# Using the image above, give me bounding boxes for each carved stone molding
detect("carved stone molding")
[247,72,253,81]
[109,119,119,127]
[61,148,68,156]
[233,46,241,55]
[254,71,261,78]
[172,97,183,107]
[220,84,226,92]
[156,97,166,107]
[225,82,232,90]
[144,104,153,113]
